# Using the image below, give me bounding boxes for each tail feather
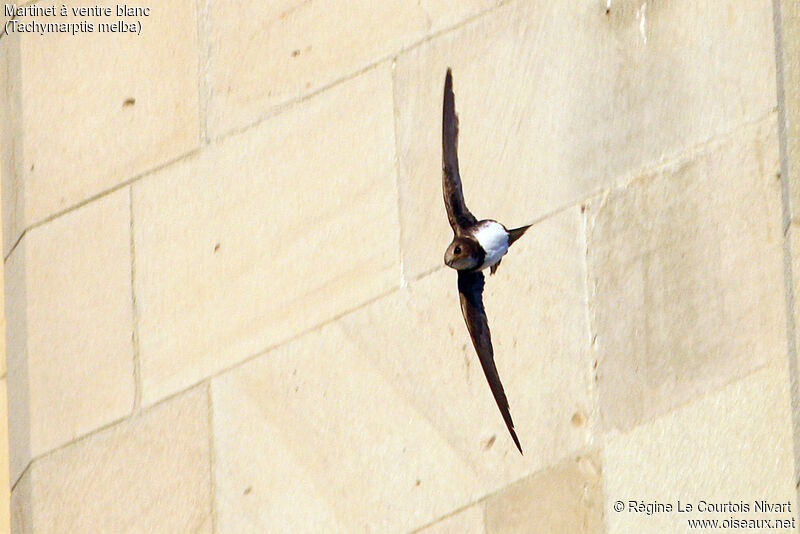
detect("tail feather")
[507,224,531,247]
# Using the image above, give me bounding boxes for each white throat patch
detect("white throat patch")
[473,221,509,270]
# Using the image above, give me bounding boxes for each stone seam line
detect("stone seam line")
[1,0,511,262]
[772,0,800,523]
[128,187,142,413]
[5,111,781,495]
[3,104,781,493]
[1,3,793,531]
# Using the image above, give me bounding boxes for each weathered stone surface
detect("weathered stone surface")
[337,207,592,481]
[603,365,796,534]
[778,0,800,221]
[792,225,800,390]
[779,0,800,117]
[789,135,800,223]
[6,189,134,483]
[1,2,795,533]
[0,268,4,381]
[0,82,6,379]
[8,0,199,245]
[4,240,28,484]
[783,0,800,386]
[0,179,8,531]
[395,0,777,278]
[211,206,591,532]
[0,379,9,532]
[11,386,211,533]
[484,451,604,534]
[134,64,400,405]
[206,0,498,137]
[588,119,784,431]
[212,319,477,534]
[416,504,485,534]
[0,100,9,531]
[1,31,23,257]
[10,465,31,534]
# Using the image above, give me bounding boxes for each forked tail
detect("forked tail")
[507,224,531,247]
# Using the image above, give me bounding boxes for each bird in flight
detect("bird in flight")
[441,68,530,454]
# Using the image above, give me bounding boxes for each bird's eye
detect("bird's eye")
[454,246,462,254]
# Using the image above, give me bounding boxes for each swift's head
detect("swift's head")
[444,237,482,271]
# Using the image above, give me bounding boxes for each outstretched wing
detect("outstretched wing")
[457,270,522,453]
[443,68,477,232]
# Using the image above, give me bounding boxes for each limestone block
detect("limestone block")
[212,321,478,534]
[588,119,784,432]
[0,105,8,532]
[0,65,5,379]
[792,224,800,385]
[789,135,800,221]
[778,0,800,220]
[781,0,800,223]
[11,386,211,533]
[484,451,604,534]
[205,0,498,137]
[416,505,485,534]
[0,379,9,532]
[1,32,23,256]
[10,464,30,534]
[780,0,800,117]
[133,64,400,405]
[4,242,28,484]
[0,249,4,383]
[394,0,777,278]
[336,207,592,480]
[0,124,7,530]
[603,365,796,534]
[211,206,591,532]
[6,189,134,483]
[8,0,199,246]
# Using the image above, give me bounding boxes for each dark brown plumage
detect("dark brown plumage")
[442,68,523,454]
[457,270,522,453]
[442,69,477,233]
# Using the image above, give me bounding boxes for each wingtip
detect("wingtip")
[509,426,523,454]
[500,404,523,454]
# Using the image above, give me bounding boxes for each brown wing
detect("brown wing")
[457,270,522,453]
[443,68,477,232]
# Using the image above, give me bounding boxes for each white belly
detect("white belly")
[474,221,509,270]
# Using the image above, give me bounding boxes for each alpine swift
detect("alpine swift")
[441,68,530,454]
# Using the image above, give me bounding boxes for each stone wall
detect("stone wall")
[1,0,799,532]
